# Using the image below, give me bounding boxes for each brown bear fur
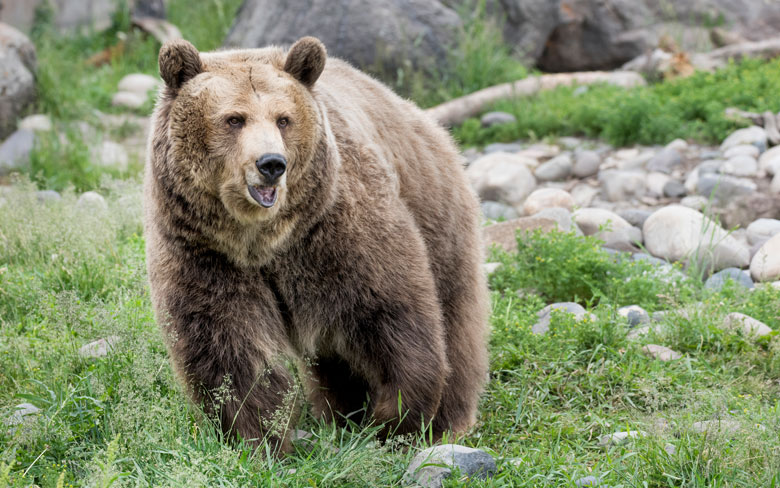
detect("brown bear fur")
[144,36,489,452]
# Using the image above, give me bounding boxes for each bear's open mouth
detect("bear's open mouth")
[248,185,278,208]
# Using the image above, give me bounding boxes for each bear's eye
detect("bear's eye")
[226,116,244,128]
[277,117,290,129]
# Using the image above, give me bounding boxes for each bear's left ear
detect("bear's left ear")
[159,39,203,92]
[284,37,327,88]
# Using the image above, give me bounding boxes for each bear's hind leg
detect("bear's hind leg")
[430,246,490,436]
[304,354,371,426]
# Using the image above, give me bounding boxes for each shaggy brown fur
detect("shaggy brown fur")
[144,37,489,452]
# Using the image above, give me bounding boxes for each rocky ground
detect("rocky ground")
[471,111,780,284]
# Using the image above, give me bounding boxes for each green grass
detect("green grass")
[453,57,780,148]
[1,183,779,486]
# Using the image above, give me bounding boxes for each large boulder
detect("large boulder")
[0,23,36,140]
[643,205,750,272]
[447,0,780,72]
[537,0,651,72]
[224,0,461,76]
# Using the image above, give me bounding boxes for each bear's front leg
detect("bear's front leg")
[152,249,297,453]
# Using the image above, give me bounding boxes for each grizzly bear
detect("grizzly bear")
[144,36,488,452]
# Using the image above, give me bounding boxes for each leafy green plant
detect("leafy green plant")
[489,229,693,309]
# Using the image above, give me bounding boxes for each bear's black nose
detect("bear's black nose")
[256,153,287,184]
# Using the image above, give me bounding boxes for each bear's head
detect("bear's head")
[156,37,330,225]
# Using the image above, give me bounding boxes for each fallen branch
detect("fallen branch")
[708,37,780,63]
[425,71,646,127]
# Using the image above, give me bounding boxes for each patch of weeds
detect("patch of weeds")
[28,129,118,192]
[489,229,696,309]
[403,0,528,108]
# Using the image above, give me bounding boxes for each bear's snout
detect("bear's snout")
[256,153,287,184]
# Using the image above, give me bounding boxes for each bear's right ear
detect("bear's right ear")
[159,39,203,92]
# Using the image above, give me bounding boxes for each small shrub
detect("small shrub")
[488,229,691,309]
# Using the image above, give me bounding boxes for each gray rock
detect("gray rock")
[574,207,641,250]
[750,233,780,282]
[642,344,682,361]
[723,144,759,159]
[533,302,588,334]
[575,475,601,487]
[680,195,708,211]
[618,209,652,228]
[225,0,461,78]
[5,402,40,427]
[35,190,61,203]
[535,207,579,234]
[0,129,35,175]
[618,305,650,326]
[18,114,52,132]
[663,180,687,198]
[697,160,723,175]
[666,138,688,152]
[571,183,600,207]
[599,170,646,202]
[684,168,700,194]
[481,201,519,221]
[664,444,677,456]
[720,126,767,153]
[92,140,129,171]
[773,173,780,194]
[0,24,36,140]
[467,152,537,210]
[759,145,780,176]
[633,253,668,267]
[484,142,523,154]
[720,193,780,230]
[720,155,759,177]
[523,188,574,215]
[746,218,780,245]
[480,111,516,127]
[78,336,120,358]
[558,136,583,149]
[76,191,108,211]
[696,174,756,205]
[646,147,683,174]
[483,262,502,274]
[598,430,645,447]
[117,73,160,96]
[705,268,754,290]
[643,205,750,272]
[722,312,772,337]
[534,153,572,181]
[405,444,496,488]
[112,91,147,109]
[572,150,601,178]
[691,419,742,435]
[646,171,671,197]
